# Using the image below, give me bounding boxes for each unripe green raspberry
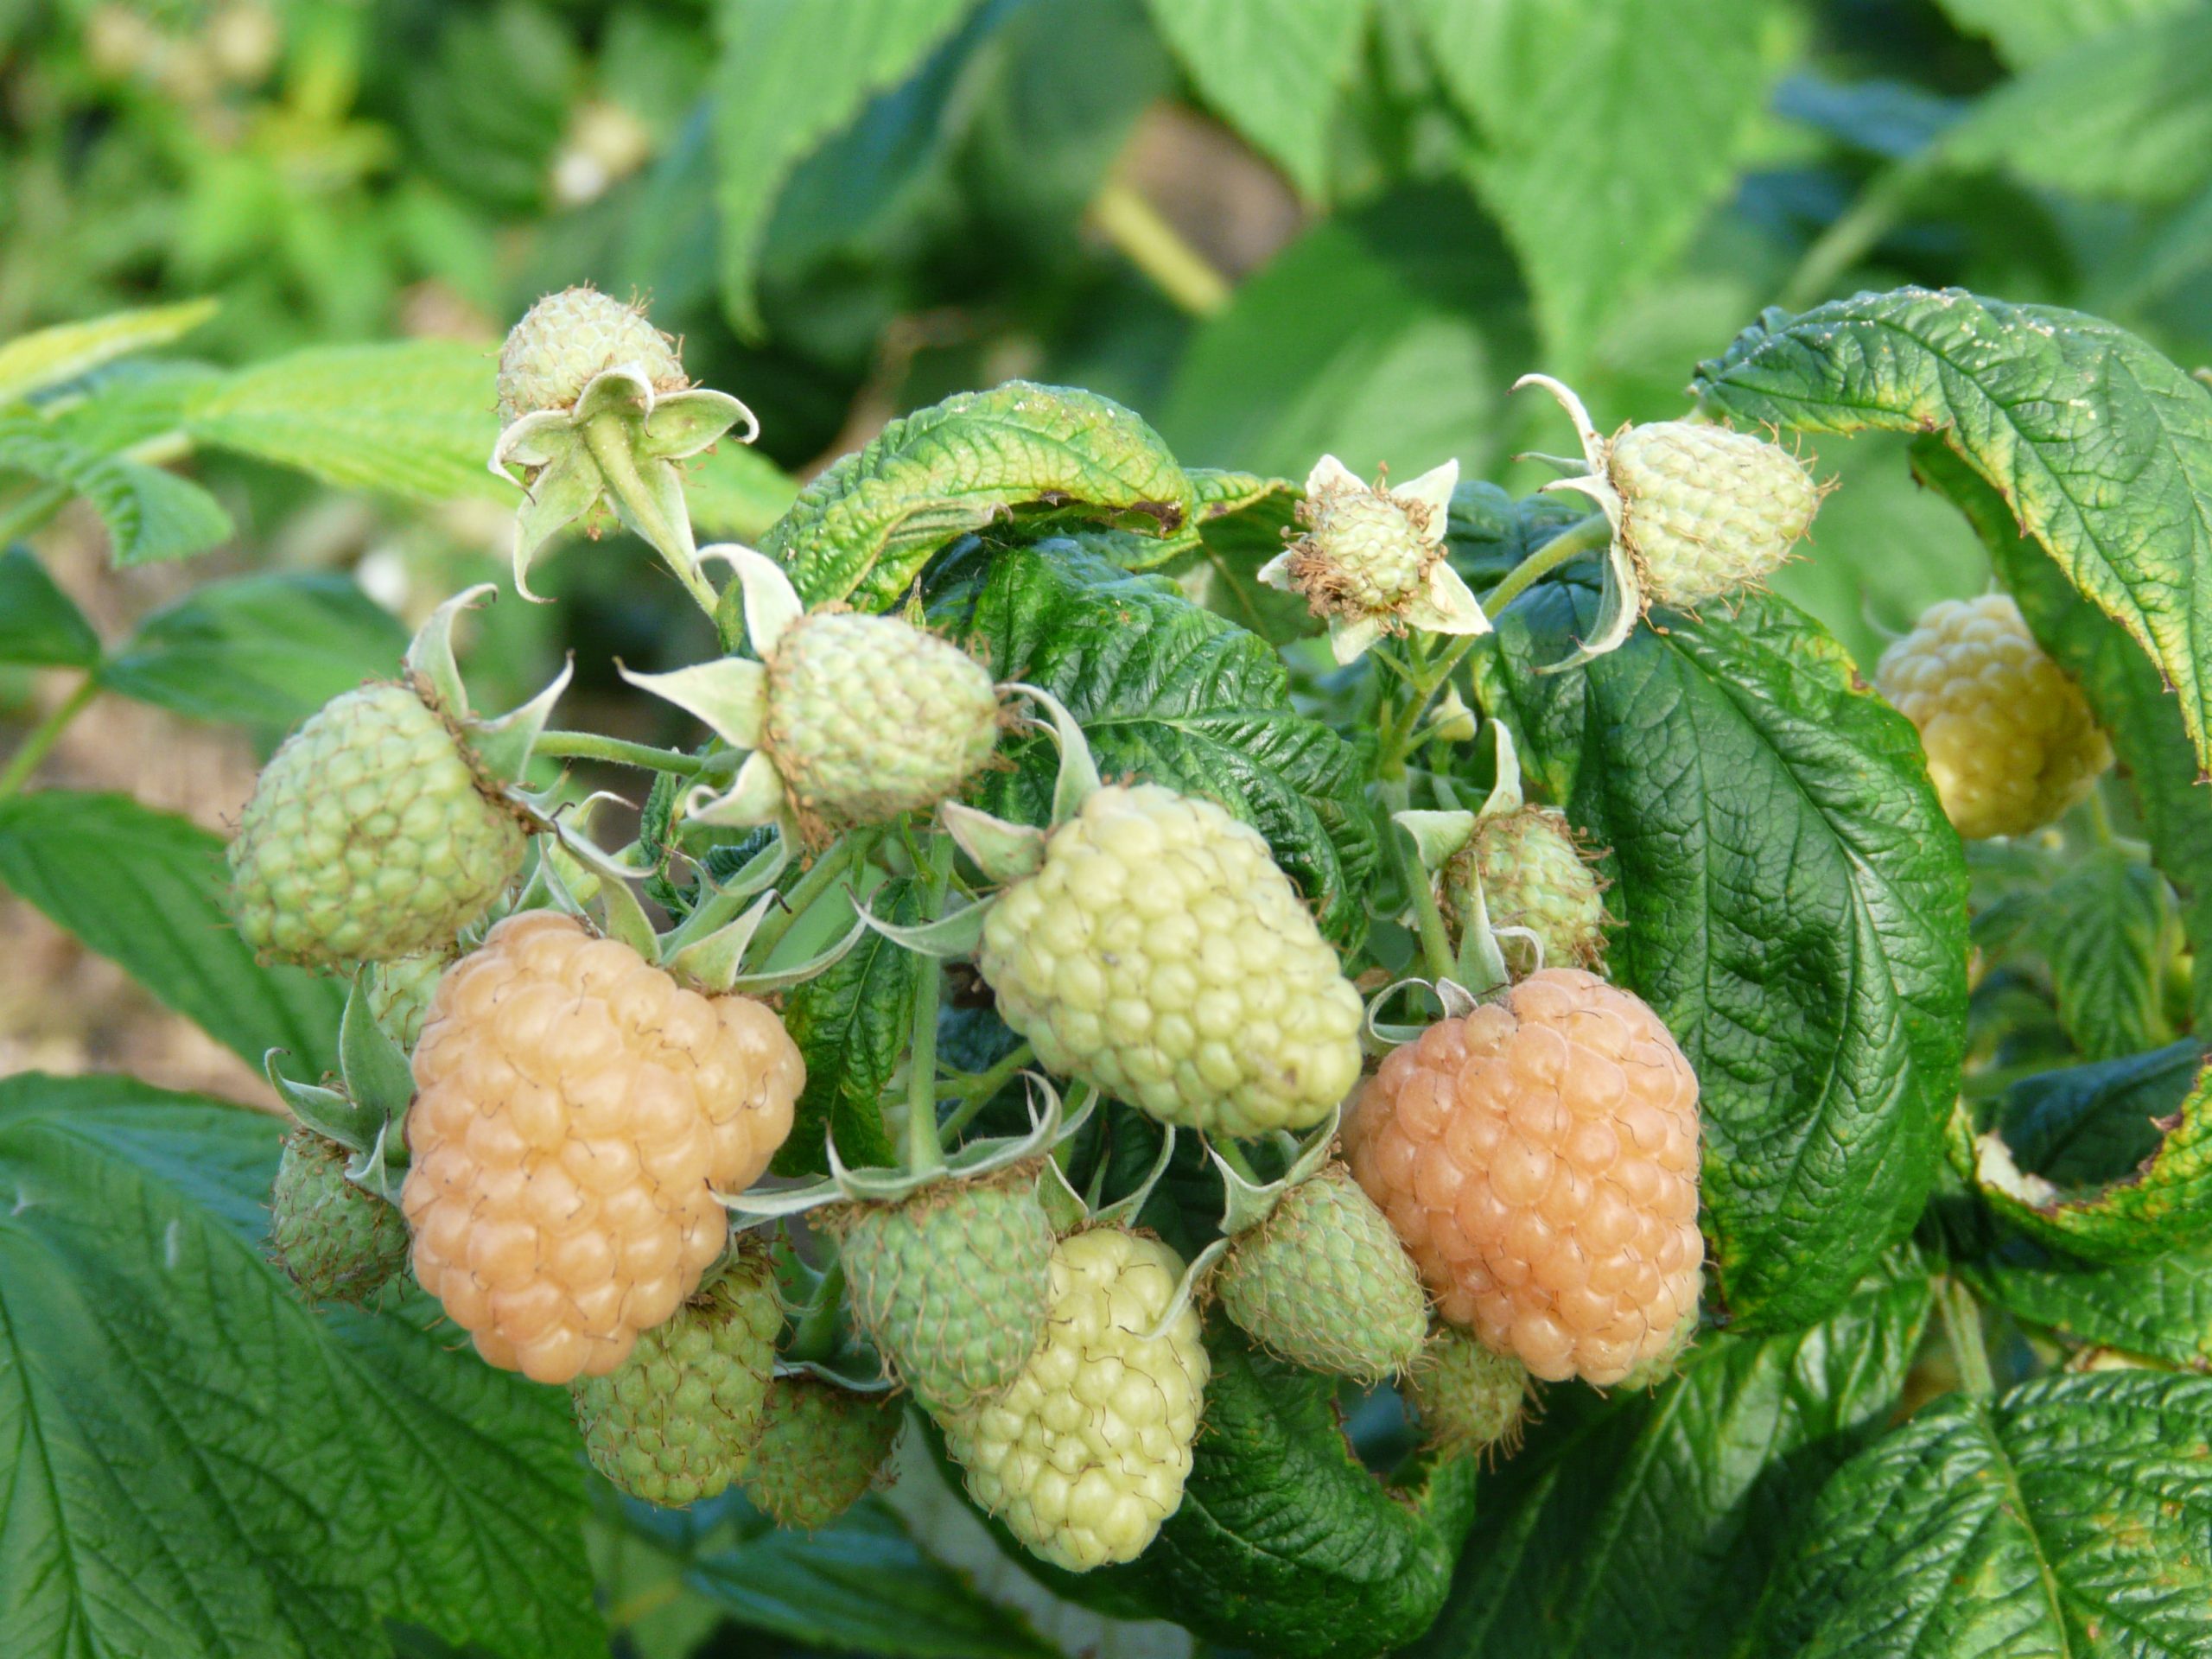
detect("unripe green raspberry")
[269,1128,410,1304]
[832,1167,1054,1414]
[763,613,1001,837]
[497,287,685,422]
[1610,421,1820,607]
[1874,594,2113,841]
[1213,1164,1427,1382]
[979,784,1363,1138]
[366,952,450,1052]
[1287,487,1433,612]
[741,1376,902,1530]
[941,1227,1208,1572]
[1443,806,1608,973]
[1405,1325,1530,1459]
[570,1248,782,1507]
[229,684,525,967]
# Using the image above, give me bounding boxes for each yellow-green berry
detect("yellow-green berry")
[741,1376,902,1530]
[1443,806,1608,974]
[270,1128,410,1304]
[1610,422,1820,607]
[497,287,686,422]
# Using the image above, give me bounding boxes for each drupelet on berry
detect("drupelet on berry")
[1405,1324,1531,1459]
[570,1245,782,1505]
[1607,421,1821,608]
[1345,969,1703,1387]
[940,1226,1208,1571]
[1874,594,2112,841]
[741,1376,904,1530]
[269,1128,410,1304]
[229,683,524,968]
[1443,806,1608,973]
[978,784,1363,1138]
[401,912,802,1384]
[497,286,686,422]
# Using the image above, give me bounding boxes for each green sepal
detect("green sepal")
[469,656,570,788]
[940,801,1046,885]
[263,1052,383,1159]
[338,971,415,1131]
[854,892,995,960]
[404,584,493,719]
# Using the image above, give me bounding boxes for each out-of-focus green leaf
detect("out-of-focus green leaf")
[185,340,502,502]
[99,573,405,728]
[683,440,801,542]
[1952,1041,2212,1264]
[937,540,1379,948]
[1409,0,1790,364]
[1696,289,2212,777]
[0,545,100,667]
[713,0,982,334]
[1160,187,1522,479]
[1746,1371,2212,1656]
[1412,1251,1933,1659]
[0,1072,601,1659]
[686,1500,1057,1657]
[1480,575,1969,1330]
[0,790,341,1071]
[1142,0,1369,198]
[0,298,217,405]
[743,380,1192,617]
[1935,0,2196,70]
[0,415,232,566]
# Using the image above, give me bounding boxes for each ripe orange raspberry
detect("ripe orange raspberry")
[401,912,803,1384]
[1344,969,1702,1386]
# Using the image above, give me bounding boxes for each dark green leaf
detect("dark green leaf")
[1163,468,1310,646]
[1961,1229,2212,1370]
[745,381,1193,619]
[686,1501,1055,1657]
[1694,287,2212,776]
[776,875,917,1176]
[1160,187,1522,480]
[0,791,342,1071]
[1411,1251,1934,1659]
[0,1073,600,1659]
[0,414,232,566]
[1141,0,1368,197]
[1952,1041,2212,1263]
[1747,1370,2212,1656]
[714,0,983,334]
[1477,579,1969,1330]
[2034,850,2179,1062]
[1923,439,2212,1034]
[935,541,1379,947]
[0,544,100,667]
[99,573,407,728]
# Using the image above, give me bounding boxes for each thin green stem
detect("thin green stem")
[1777,153,1941,313]
[786,1256,847,1364]
[0,676,98,802]
[1090,181,1231,316]
[1939,1274,1997,1400]
[2083,783,2118,849]
[902,836,957,1176]
[1482,513,1611,617]
[1213,1137,1262,1185]
[606,1579,683,1630]
[747,832,867,965]
[532,729,708,775]
[938,1040,1037,1145]
[1381,775,1456,982]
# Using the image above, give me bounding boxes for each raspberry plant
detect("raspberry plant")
[6,9,2212,1657]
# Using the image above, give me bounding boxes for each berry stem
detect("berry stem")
[747,831,869,964]
[1381,775,1459,982]
[1482,512,1612,617]
[531,730,709,775]
[1089,181,1231,317]
[786,1255,847,1364]
[1212,1136,1262,1185]
[938,1040,1038,1144]
[901,834,957,1176]
[0,675,99,803]
[1938,1274,1997,1400]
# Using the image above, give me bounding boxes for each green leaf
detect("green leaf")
[1938,4,2212,204]
[0,298,217,405]
[935,540,1380,948]
[683,440,802,542]
[714,0,983,334]
[0,791,342,1071]
[2034,850,2180,1062]
[745,381,1193,617]
[1694,287,2212,777]
[1924,439,2212,1035]
[1961,1228,2212,1370]
[0,1073,601,1659]
[0,545,100,667]
[1477,578,1970,1330]
[99,573,407,728]
[1952,1040,2212,1264]
[776,875,916,1176]
[1161,468,1310,646]
[686,1501,1057,1657]
[1746,1370,2212,1656]
[1141,0,1369,197]
[1410,1251,1934,1659]
[938,1330,1478,1659]
[0,415,232,566]
[1408,0,1789,364]
[1159,186,1522,480]
[185,340,503,502]
[1937,0,2196,65]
